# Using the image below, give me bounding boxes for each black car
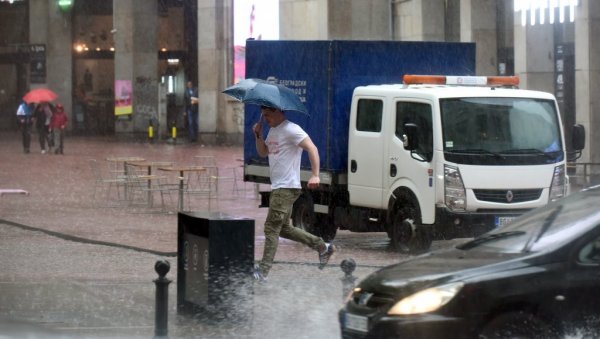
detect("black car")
[339,185,600,338]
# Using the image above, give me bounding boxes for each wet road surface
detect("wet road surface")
[0,131,464,338]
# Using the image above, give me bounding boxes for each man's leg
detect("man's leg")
[186,109,195,141]
[38,129,46,151]
[278,190,337,269]
[23,123,31,153]
[258,189,297,277]
[192,111,199,141]
[59,130,64,153]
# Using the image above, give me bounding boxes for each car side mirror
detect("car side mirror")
[572,124,585,151]
[402,123,419,151]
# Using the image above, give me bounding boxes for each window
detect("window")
[356,99,383,132]
[161,75,175,93]
[395,102,433,161]
[578,235,600,264]
[440,97,563,165]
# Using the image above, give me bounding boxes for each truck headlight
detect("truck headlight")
[388,282,464,315]
[445,165,466,211]
[549,165,566,202]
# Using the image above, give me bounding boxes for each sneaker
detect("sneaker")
[41,149,46,154]
[318,243,337,270]
[253,264,267,283]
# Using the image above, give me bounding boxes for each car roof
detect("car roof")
[353,84,557,101]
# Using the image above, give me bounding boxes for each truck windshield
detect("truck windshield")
[440,97,563,165]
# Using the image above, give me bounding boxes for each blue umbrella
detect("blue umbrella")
[222,78,308,115]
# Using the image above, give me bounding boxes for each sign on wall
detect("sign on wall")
[115,80,132,115]
[29,44,46,84]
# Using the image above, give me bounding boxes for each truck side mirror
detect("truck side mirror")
[572,124,585,151]
[402,123,419,151]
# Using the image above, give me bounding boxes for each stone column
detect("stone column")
[393,0,445,41]
[280,0,328,39]
[113,0,158,135]
[281,0,391,40]
[29,1,73,125]
[513,11,554,92]
[460,0,497,75]
[198,0,234,143]
[575,0,600,162]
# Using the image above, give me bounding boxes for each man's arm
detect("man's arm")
[254,120,269,157]
[298,136,320,189]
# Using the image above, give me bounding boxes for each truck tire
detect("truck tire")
[315,213,337,242]
[390,195,432,254]
[292,194,318,235]
[292,193,337,241]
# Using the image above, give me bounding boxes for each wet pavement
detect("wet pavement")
[0,131,471,338]
[0,131,409,338]
[3,130,591,339]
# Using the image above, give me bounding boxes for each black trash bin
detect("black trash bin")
[177,211,254,321]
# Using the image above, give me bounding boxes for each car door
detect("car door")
[559,234,600,331]
[348,96,386,209]
[385,100,435,223]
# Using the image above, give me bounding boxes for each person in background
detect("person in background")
[33,102,53,154]
[50,103,68,154]
[16,100,33,154]
[252,105,336,283]
[184,81,199,143]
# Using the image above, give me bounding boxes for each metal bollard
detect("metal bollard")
[154,259,172,339]
[340,258,357,300]
[148,119,154,144]
[171,121,177,145]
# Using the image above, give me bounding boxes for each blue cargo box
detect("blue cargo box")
[244,40,475,173]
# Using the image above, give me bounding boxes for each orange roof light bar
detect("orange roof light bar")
[403,75,447,85]
[486,76,520,86]
[403,75,520,87]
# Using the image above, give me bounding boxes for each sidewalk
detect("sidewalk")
[0,131,397,338]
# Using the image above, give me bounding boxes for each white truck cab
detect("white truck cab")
[347,75,585,252]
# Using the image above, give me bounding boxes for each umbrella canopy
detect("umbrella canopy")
[223,78,308,115]
[23,88,58,104]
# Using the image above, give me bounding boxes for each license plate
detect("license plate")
[344,313,368,333]
[495,216,517,227]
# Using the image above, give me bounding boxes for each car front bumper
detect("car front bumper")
[339,309,475,339]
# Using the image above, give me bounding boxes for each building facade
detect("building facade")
[0,0,598,166]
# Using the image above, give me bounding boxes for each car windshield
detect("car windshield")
[441,97,563,165]
[457,187,600,253]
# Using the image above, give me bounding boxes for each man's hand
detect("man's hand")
[253,119,263,139]
[307,175,320,189]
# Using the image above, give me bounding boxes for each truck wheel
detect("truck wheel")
[390,200,432,254]
[292,194,337,241]
[292,194,318,235]
[315,213,337,242]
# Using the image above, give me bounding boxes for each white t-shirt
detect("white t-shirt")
[266,120,308,189]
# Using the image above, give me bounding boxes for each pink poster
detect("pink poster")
[114,80,132,115]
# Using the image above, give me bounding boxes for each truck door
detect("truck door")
[386,100,435,223]
[348,97,386,208]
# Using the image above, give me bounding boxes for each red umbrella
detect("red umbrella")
[23,88,58,104]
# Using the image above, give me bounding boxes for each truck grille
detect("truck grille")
[473,189,542,203]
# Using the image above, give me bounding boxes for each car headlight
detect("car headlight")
[549,164,566,202]
[387,282,464,315]
[445,165,466,211]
